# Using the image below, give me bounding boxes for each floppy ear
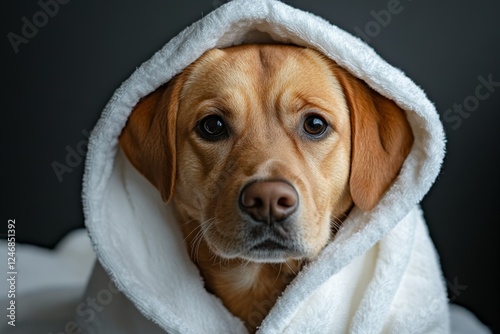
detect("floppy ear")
[332,66,414,211]
[119,75,184,202]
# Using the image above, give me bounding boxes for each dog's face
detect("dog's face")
[173,45,353,262]
[120,44,413,263]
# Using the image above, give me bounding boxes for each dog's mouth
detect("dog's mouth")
[241,237,303,263]
[251,240,290,251]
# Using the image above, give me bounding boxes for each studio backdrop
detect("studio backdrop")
[3,0,499,332]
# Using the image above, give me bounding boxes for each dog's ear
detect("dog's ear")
[332,66,414,211]
[119,75,184,202]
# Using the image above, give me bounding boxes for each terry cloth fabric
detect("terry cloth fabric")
[78,0,490,333]
[0,232,489,333]
[0,229,95,333]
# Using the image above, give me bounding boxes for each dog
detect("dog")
[119,44,413,332]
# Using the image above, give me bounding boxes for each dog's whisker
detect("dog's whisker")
[189,230,201,259]
[180,217,199,226]
[272,263,283,287]
[330,214,345,232]
[193,218,215,262]
[243,258,252,270]
[284,261,297,276]
[191,230,204,261]
[209,252,219,264]
[182,223,203,243]
[186,217,214,262]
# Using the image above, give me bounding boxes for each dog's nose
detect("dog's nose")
[240,181,298,223]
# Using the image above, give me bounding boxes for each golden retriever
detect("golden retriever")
[119,44,413,332]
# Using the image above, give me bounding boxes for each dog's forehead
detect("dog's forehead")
[184,46,337,92]
[178,45,347,123]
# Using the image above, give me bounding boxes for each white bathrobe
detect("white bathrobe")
[76,0,469,333]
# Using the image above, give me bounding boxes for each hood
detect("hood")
[82,0,446,333]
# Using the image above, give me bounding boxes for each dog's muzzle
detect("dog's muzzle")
[238,180,302,260]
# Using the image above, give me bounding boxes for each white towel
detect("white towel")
[78,0,487,333]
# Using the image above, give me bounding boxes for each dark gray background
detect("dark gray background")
[3,0,499,332]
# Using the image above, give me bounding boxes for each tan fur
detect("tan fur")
[119,44,413,332]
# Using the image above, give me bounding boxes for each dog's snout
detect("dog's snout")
[240,181,298,223]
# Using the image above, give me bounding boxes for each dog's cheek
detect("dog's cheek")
[295,195,332,257]
[204,204,246,257]
[204,179,250,255]
[173,153,208,220]
[212,183,245,235]
[295,155,351,256]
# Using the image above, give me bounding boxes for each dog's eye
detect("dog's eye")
[303,115,328,137]
[197,115,227,140]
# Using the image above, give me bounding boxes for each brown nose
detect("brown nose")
[240,181,298,224]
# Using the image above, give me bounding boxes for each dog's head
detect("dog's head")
[120,45,413,263]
